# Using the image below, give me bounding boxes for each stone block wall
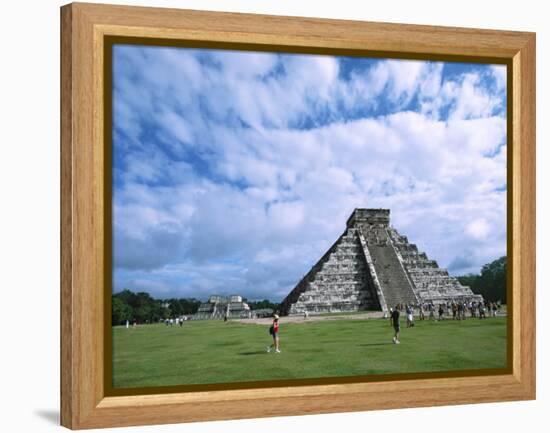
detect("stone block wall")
[387,228,483,304]
[280,228,380,315]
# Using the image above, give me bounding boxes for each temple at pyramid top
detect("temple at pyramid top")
[279,208,483,316]
[346,208,390,228]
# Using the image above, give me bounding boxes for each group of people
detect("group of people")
[266,299,503,350]
[389,299,502,344]
[164,316,189,326]
[125,316,192,328]
[389,300,502,324]
[416,300,502,321]
[125,319,137,328]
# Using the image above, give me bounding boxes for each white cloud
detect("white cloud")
[268,200,305,230]
[157,110,194,145]
[491,65,507,92]
[465,218,491,240]
[212,50,279,78]
[112,46,507,299]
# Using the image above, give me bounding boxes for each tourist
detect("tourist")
[438,304,445,321]
[391,305,401,344]
[429,303,436,321]
[267,314,281,353]
[478,303,486,319]
[406,305,414,328]
[460,301,466,320]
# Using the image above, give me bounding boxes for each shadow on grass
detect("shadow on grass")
[239,350,269,356]
[359,342,394,347]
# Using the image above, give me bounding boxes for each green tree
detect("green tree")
[112,296,132,325]
[111,289,211,325]
[246,299,279,310]
[457,256,507,303]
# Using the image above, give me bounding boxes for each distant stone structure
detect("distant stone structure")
[280,208,483,315]
[250,308,275,318]
[194,295,251,320]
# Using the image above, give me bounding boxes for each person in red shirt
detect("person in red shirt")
[266,314,281,353]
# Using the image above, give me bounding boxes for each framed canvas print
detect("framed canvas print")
[60,2,536,429]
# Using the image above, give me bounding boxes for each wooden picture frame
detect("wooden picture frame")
[60,2,535,429]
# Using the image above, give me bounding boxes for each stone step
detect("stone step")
[307,282,366,291]
[289,303,361,314]
[299,286,371,296]
[330,252,363,260]
[367,240,418,307]
[402,259,438,268]
[298,295,363,304]
[329,244,363,252]
[411,277,460,286]
[313,276,367,285]
[318,266,367,274]
[407,268,449,277]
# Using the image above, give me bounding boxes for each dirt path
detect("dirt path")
[235,311,386,325]
[234,311,507,325]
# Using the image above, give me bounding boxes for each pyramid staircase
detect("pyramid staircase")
[364,226,418,309]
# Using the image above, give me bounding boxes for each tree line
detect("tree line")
[457,256,507,303]
[242,298,279,311]
[112,289,202,325]
[112,289,279,325]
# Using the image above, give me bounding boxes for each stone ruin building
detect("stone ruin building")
[279,208,483,315]
[194,295,251,320]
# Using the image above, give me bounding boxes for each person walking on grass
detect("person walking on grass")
[267,314,281,353]
[391,306,401,344]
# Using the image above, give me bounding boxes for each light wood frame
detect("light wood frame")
[61,2,536,429]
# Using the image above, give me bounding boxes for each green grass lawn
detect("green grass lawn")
[112,317,507,388]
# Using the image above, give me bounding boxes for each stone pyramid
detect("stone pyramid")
[279,209,483,315]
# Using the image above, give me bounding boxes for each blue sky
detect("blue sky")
[112,45,507,301]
